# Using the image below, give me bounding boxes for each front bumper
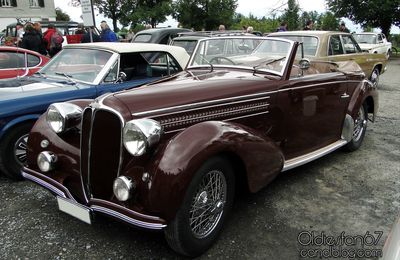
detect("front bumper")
[22,167,167,230]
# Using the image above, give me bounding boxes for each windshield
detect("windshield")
[354,34,377,44]
[189,37,293,76]
[40,48,113,83]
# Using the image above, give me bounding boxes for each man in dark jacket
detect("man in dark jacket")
[81,27,101,43]
[20,24,46,55]
[99,21,118,42]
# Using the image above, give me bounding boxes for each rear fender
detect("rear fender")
[347,80,378,121]
[147,121,284,220]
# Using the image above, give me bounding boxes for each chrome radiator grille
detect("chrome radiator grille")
[81,107,122,200]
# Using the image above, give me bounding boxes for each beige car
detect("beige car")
[268,31,388,87]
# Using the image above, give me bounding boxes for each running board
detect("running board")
[282,140,347,172]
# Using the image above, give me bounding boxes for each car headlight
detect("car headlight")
[37,151,57,172]
[113,176,135,201]
[123,119,162,156]
[46,103,82,133]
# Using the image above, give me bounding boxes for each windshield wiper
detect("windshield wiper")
[253,56,286,71]
[33,71,46,78]
[55,72,76,84]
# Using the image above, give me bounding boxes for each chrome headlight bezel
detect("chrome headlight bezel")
[46,103,82,134]
[37,151,57,172]
[123,119,162,156]
[113,176,135,201]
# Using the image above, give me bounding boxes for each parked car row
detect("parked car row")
[0,29,391,257]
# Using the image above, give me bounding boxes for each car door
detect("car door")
[277,66,351,160]
[325,34,375,78]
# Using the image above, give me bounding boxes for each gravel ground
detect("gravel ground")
[1,58,399,259]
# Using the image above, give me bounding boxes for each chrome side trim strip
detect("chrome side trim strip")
[132,92,275,117]
[91,205,167,230]
[282,140,347,172]
[22,171,67,199]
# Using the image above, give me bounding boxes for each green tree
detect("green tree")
[93,0,136,32]
[173,0,238,30]
[318,11,339,31]
[56,7,71,21]
[127,0,172,28]
[327,0,400,36]
[281,0,300,30]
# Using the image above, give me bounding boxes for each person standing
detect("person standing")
[303,20,313,30]
[277,21,288,32]
[20,24,43,54]
[43,24,64,57]
[33,22,47,55]
[99,21,118,42]
[339,21,350,33]
[81,27,101,43]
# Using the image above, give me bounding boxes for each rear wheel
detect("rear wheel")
[0,123,33,180]
[344,104,368,151]
[164,156,235,257]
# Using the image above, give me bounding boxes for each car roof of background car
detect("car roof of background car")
[268,31,352,37]
[353,32,379,35]
[132,28,192,41]
[0,46,48,57]
[173,31,256,41]
[64,42,190,68]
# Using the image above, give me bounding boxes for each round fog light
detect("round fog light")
[37,151,57,172]
[113,176,135,201]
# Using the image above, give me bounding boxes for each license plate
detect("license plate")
[57,196,92,224]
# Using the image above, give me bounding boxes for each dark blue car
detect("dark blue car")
[0,42,189,179]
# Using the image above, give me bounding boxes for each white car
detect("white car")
[354,32,392,59]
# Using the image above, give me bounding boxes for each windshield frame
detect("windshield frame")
[187,36,295,77]
[38,47,119,85]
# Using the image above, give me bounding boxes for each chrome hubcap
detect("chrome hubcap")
[14,134,29,165]
[370,70,379,87]
[189,170,227,238]
[353,107,367,142]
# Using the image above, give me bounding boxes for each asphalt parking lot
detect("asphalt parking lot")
[1,57,399,259]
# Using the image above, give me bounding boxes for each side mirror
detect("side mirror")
[299,58,310,70]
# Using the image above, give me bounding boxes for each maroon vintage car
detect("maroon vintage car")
[22,36,378,256]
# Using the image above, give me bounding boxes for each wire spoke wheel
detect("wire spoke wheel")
[352,106,367,142]
[14,133,29,166]
[189,170,227,238]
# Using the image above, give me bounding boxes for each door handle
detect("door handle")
[341,93,350,99]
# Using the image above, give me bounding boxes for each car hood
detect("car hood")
[0,77,86,102]
[108,69,280,117]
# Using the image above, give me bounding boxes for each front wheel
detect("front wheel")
[0,123,33,180]
[344,104,368,151]
[164,156,235,257]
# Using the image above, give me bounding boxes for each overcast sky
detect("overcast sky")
[54,0,399,33]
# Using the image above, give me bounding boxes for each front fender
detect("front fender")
[0,114,41,140]
[147,121,284,221]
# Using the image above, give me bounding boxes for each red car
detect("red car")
[0,46,49,79]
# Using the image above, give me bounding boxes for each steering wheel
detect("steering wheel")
[209,56,236,65]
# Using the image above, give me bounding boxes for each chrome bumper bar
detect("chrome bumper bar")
[22,168,167,230]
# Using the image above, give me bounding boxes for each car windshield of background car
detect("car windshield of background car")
[189,38,291,76]
[40,49,113,83]
[354,34,377,44]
